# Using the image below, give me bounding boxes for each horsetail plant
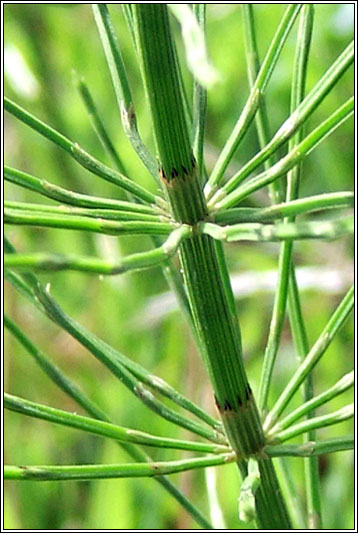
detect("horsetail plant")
[4,4,354,530]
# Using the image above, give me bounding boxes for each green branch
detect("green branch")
[264,285,354,431]
[92,4,158,181]
[4,207,172,236]
[264,436,353,457]
[272,404,354,443]
[208,39,354,201]
[270,371,354,434]
[4,165,160,213]
[4,393,230,454]
[201,216,353,243]
[4,97,156,204]
[206,5,302,194]
[4,201,165,223]
[4,452,235,482]
[212,96,354,210]
[214,192,354,225]
[74,73,127,174]
[4,226,190,275]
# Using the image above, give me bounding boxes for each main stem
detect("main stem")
[133,5,291,529]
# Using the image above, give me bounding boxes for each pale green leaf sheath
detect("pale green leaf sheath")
[132,5,291,529]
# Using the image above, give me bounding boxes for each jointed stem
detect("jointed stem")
[4,97,156,204]
[4,393,229,454]
[133,5,291,529]
[5,453,235,482]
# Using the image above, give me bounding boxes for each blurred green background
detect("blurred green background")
[4,4,354,529]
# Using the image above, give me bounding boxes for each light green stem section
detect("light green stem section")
[264,436,353,457]
[206,4,302,193]
[4,453,235,482]
[208,39,354,201]
[212,96,354,210]
[214,192,354,224]
[264,285,354,430]
[4,97,156,204]
[4,226,190,275]
[4,165,160,213]
[4,393,229,455]
[271,371,354,433]
[133,5,291,529]
[273,404,354,443]
[201,216,353,243]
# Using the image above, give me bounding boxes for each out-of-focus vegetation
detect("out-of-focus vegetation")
[4,4,353,529]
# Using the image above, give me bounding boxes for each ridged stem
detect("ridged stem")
[133,5,291,528]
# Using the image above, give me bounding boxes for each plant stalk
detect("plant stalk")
[133,5,291,529]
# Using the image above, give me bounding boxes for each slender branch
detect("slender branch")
[4,311,214,529]
[4,165,161,213]
[4,452,236,482]
[4,97,156,204]
[192,3,207,181]
[4,226,190,275]
[4,314,106,419]
[200,216,353,243]
[272,404,354,443]
[208,39,354,201]
[74,73,127,174]
[264,436,354,457]
[270,371,354,434]
[258,4,314,414]
[214,192,354,225]
[206,4,302,194]
[4,201,165,223]
[264,285,354,430]
[92,4,159,181]
[212,96,354,210]
[4,207,172,236]
[241,4,281,204]
[4,393,230,454]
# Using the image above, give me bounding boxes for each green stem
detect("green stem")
[264,436,354,457]
[4,311,213,529]
[208,39,354,200]
[272,404,354,443]
[264,285,354,430]
[4,452,235,482]
[4,207,172,236]
[4,393,229,455]
[133,5,291,529]
[206,4,302,194]
[212,96,354,210]
[4,97,156,204]
[214,192,354,224]
[4,165,160,213]
[271,371,354,433]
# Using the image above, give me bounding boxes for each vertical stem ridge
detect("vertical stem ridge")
[133,5,291,528]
